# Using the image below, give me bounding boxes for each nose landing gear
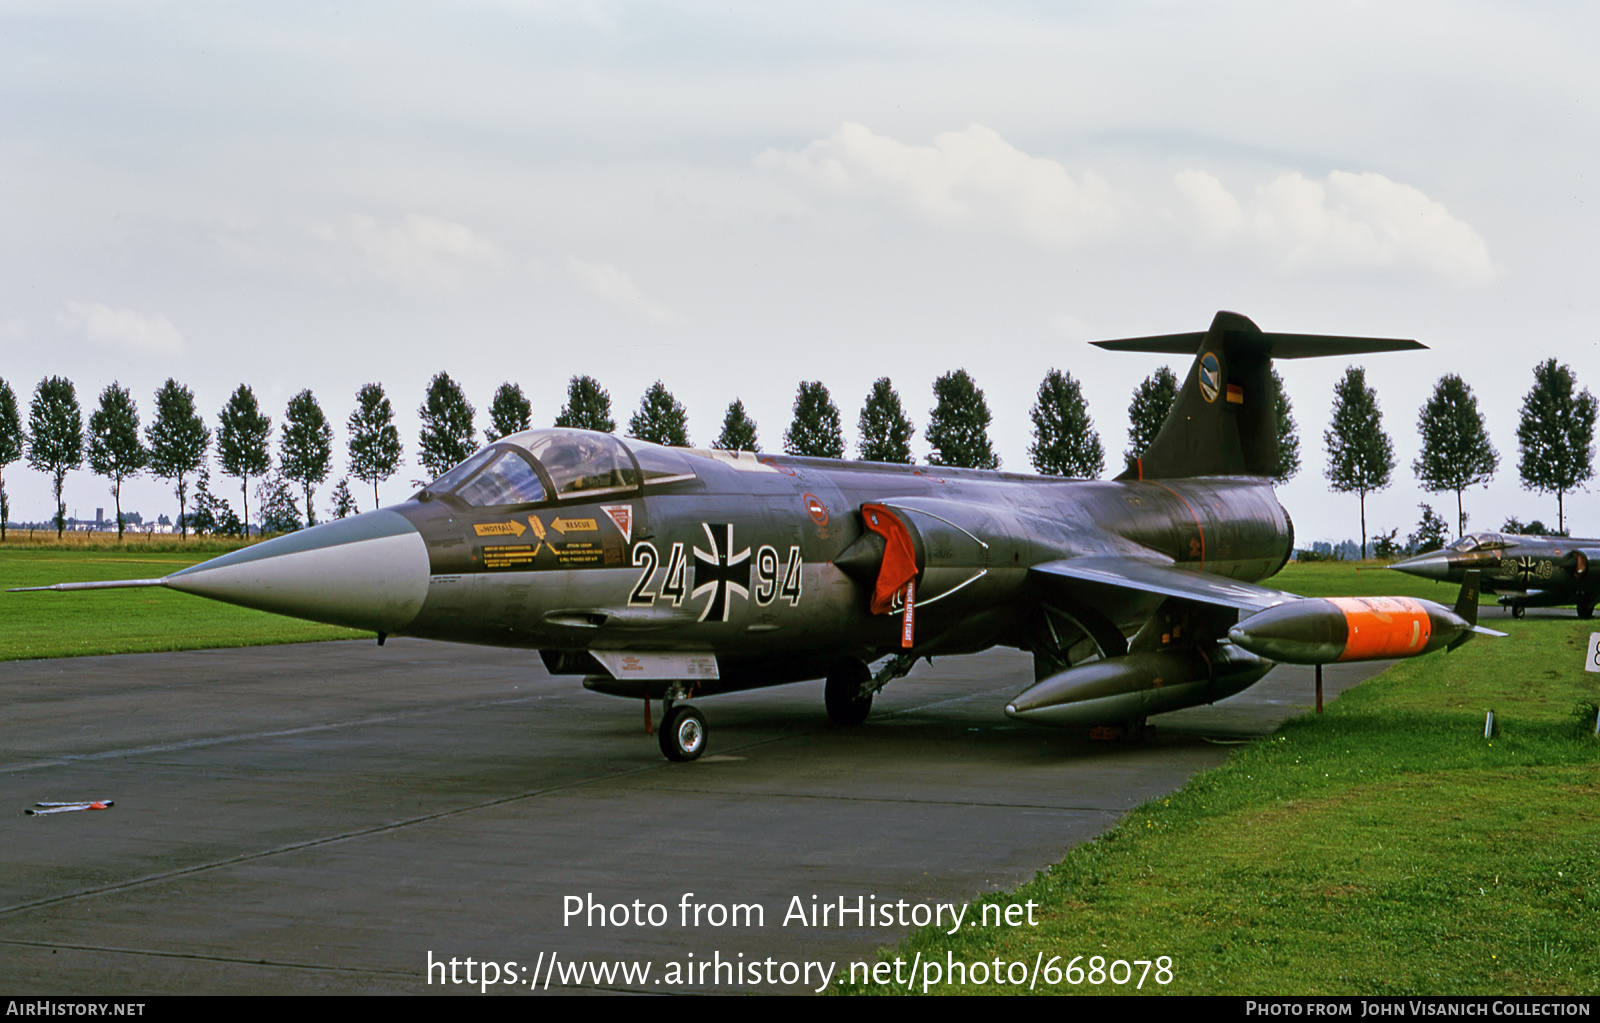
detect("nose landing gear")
[657,682,706,761]
[659,704,707,761]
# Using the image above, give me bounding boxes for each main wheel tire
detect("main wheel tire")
[1512,605,1526,619]
[825,661,873,726]
[659,705,707,762]
[1579,601,1594,620]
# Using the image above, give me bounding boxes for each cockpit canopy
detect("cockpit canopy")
[419,429,700,508]
[1451,532,1515,552]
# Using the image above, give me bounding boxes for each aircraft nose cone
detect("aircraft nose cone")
[163,510,429,632]
[1389,551,1455,582]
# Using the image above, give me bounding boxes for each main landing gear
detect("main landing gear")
[825,660,874,726]
[657,682,707,762]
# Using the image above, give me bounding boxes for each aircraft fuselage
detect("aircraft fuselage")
[384,444,1294,688]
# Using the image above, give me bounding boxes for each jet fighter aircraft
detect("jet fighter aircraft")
[1391,531,1600,618]
[15,312,1499,760]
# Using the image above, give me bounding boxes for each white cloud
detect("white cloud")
[61,302,184,356]
[1267,171,1492,281]
[766,123,1494,283]
[566,256,680,324]
[758,122,1117,248]
[1173,168,1246,241]
[1177,168,1495,283]
[310,213,503,290]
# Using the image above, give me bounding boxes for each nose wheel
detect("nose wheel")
[659,704,707,761]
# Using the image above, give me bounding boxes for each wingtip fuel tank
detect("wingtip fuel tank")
[1227,593,1489,666]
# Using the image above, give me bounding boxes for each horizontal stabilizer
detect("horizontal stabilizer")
[1095,311,1426,480]
[8,578,167,592]
[1030,557,1294,613]
[1091,331,1425,359]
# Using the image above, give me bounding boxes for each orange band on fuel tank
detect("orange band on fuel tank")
[1329,596,1431,661]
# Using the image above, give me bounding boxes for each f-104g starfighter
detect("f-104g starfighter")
[16,312,1499,760]
[1392,530,1600,619]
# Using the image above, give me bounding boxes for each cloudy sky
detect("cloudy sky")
[3,1,1598,545]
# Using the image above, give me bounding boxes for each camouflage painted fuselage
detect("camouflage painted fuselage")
[1391,531,1600,616]
[376,439,1292,692]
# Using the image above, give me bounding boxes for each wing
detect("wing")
[1029,557,1296,613]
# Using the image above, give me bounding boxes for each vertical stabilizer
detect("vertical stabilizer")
[1092,311,1423,481]
[1453,570,1481,627]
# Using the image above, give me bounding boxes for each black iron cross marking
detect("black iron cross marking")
[1515,556,1537,584]
[692,523,751,622]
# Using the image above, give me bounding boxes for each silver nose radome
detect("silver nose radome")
[162,510,429,632]
[1387,551,1454,582]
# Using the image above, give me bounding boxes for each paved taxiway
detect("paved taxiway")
[1,639,1382,994]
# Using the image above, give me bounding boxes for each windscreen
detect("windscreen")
[426,448,497,495]
[454,451,548,507]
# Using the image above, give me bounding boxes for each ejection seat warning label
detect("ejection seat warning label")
[1586,634,1600,672]
[422,892,1177,993]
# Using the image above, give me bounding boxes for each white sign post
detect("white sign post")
[1585,633,1600,673]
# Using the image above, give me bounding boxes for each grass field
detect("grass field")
[1271,560,1477,602]
[0,543,369,660]
[838,564,1600,996]
[863,634,1599,995]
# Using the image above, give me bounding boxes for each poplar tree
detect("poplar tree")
[348,383,402,509]
[1270,368,1301,484]
[256,474,303,534]
[486,382,533,442]
[330,478,358,519]
[0,379,23,541]
[1409,504,1449,554]
[927,370,1000,470]
[713,400,760,452]
[86,383,147,540]
[1124,366,1177,472]
[1324,367,1394,560]
[1030,369,1101,477]
[280,389,333,527]
[1516,359,1596,535]
[218,385,272,536]
[1414,374,1498,537]
[418,372,476,477]
[629,382,691,446]
[857,378,915,463]
[28,377,83,539]
[784,381,845,458]
[146,379,210,541]
[190,469,223,536]
[554,376,615,433]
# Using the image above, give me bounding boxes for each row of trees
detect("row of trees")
[551,369,1118,478]
[0,368,1157,538]
[0,358,1591,545]
[1324,361,1596,557]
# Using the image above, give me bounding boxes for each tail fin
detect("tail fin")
[1093,311,1424,480]
[1453,569,1480,627]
